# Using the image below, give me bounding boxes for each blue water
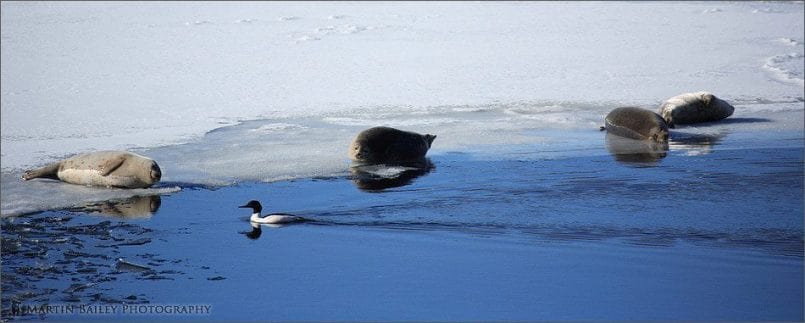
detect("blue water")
[2,128,803,321]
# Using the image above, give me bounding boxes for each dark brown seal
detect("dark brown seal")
[348,126,436,164]
[602,107,670,142]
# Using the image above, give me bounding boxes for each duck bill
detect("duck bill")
[238,205,250,208]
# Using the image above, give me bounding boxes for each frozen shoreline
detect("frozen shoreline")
[2,103,802,216]
[3,106,803,229]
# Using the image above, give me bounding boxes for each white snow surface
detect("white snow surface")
[2,1,803,215]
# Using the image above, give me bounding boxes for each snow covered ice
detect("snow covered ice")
[2,1,803,215]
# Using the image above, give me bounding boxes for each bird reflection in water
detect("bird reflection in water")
[240,222,294,240]
[350,158,435,192]
[242,222,262,240]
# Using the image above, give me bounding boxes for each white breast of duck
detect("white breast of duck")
[249,212,303,224]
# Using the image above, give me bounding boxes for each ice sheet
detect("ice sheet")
[2,1,803,215]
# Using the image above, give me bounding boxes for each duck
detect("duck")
[238,200,305,224]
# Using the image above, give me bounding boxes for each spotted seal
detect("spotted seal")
[658,91,735,127]
[22,151,161,188]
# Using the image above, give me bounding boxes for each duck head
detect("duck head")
[238,200,262,214]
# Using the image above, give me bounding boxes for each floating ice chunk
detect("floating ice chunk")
[328,15,346,20]
[278,16,300,21]
[701,8,722,14]
[354,164,419,179]
[115,258,153,273]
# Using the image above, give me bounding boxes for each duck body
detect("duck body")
[239,200,305,225]
[249,212,304,224]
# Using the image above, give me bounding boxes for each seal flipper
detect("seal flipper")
[22,163,61,181]
[424,134,437,148]
[99,156,125,176]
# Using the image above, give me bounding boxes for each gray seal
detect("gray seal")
[658,91,735,127]
[22,151,161,188]
[349,126,436,164]
[602,107,670,142]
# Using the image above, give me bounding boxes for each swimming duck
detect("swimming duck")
[238,200,305,224]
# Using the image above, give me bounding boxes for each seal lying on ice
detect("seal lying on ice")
[658,91,735,127]
[348,126,436,164]
[22,151,162,188]
[602,107,670,142]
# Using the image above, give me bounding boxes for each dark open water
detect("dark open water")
[2,128,803,321]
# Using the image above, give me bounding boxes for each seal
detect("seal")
[658,91,735,127]
[348,126,436,164]
[22,151,162,188]
[602,107,670,142]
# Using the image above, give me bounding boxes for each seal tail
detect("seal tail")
[22,163,60,181]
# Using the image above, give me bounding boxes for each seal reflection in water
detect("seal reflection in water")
[22,151,161,189]
[350,158,435,191]
[602,107,670,142]
[605,133,669,167]
[71,195,162,219]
